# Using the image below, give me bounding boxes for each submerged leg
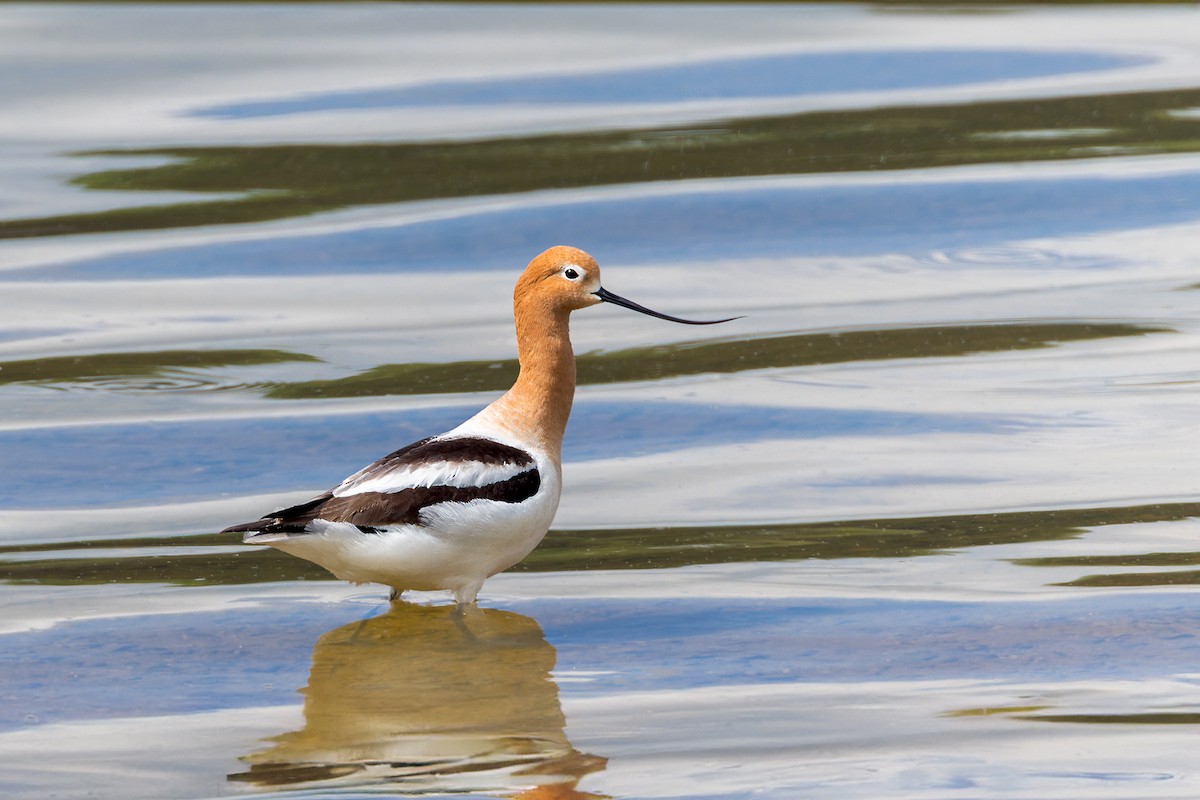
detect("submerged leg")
[449,580,483,638]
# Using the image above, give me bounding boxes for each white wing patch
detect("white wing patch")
[334,459,529,497]
[331,436,537,498]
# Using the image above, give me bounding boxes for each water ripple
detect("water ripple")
[900,247,1114,271]
[16,169,1200,281]
[0,400,1033,510]
[194,49,1144,119]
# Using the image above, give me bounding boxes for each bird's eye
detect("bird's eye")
[563,267,580,281]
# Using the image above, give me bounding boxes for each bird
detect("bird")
[223,245,735,605]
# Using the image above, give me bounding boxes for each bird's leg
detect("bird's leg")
[388,587,404,603]
[452,581,483,609]
[452,598,475,614]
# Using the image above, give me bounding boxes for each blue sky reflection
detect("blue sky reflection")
[17,170,1200,282]
[1,592,1194,733]
[0,401,1029,509]
[193,49,1143,119]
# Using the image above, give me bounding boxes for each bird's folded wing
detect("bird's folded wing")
[225,435,541,534]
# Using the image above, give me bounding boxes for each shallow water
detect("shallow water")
[2,4,1200,799]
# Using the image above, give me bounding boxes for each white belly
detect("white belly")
[270,471,561,602]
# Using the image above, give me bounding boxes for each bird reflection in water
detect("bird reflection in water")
[229,602,606,798]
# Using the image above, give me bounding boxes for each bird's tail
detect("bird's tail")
[221,518,296,544]
[221,492,332,542]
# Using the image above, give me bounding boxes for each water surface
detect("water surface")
[1,4,1199,800]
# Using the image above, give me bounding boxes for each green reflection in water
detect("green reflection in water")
[3,502,1197,587]
[1055,569,1200,588]
[0,324,1154,400]
[1015,552,1200,568]
[1016,551,1200,587]
[0,349,318,387]
[0,547,325,586]
[230,602,604,795]
[1015,713,1200,725]
[517,503,1200,573]
[265,323,1164,399]
[945,707,1200,724]
[943,705,1053,718]
[4,87,1200,239]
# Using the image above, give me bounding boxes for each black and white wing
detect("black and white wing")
[222,436,541,537]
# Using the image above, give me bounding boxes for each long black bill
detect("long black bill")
[594,287,739,325]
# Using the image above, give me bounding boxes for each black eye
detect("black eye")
[563,268,580,280]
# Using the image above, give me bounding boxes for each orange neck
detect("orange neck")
[483,295,576,461]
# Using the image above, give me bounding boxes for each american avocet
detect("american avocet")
[224,246,734,605]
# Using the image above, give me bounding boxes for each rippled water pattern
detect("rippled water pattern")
[2,5,1200,800]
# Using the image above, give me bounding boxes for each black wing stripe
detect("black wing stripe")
[223,437,539,536]
[338,436,536,493]
[324,467,541,528]
[226,468,541,534]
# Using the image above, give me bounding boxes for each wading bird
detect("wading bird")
[223,246,734,604]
